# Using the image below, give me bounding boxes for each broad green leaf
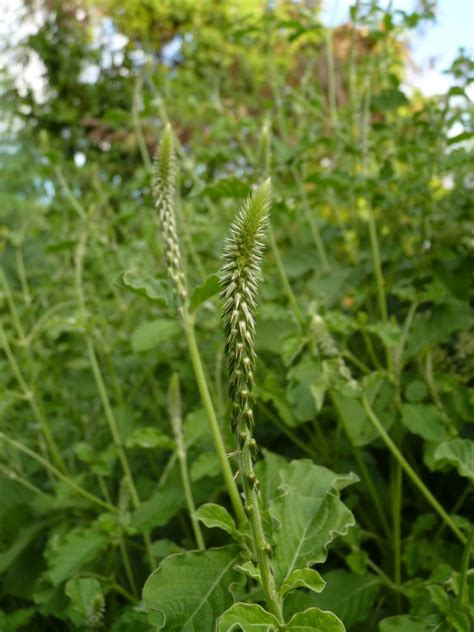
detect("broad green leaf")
[190,274,220,312]
[332,376,395,446]
[0,608,35,632]
[400,404,448,441]
[46,530,108,585]
[200,177,250,199]
[367,321,402,348]
[142,546,240,631]
[434,439,474,479]
[217,603,279,631]
[65,577,103,626]
[285,607,345,631]
[379,615,442,631]
[284,571,381,628]
[126,427,175,450]
[279,568,325,597]
[406,301,470,357]
[121,270,173,306]
[278,459,358,496]
[194,503,237,536]
[131,319,181,353]
[131,483,184,532]
[0,522,47,573]
[190,451,221,481]
[270,461,355,584]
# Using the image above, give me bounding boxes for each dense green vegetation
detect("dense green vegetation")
[1,1,473,630]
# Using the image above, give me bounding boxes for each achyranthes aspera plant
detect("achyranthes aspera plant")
[141,126,356,631]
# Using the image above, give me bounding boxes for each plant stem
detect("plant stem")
[331,393,391,540]
[240,423,284,623]
[367,210,388,324]
[0,320,66,472]
[325,26,338,128]
[457,526,474,607]
[268,226,305,329]
[184,319,246,526]
[362,396,467,545]
[1,432,115,512]
[391,453,402,610]
[168,373,205,551]
[75,230,155,568]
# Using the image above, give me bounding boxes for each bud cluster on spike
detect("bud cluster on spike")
[153,124,188,307]
[312,314,359,390]
[220,179,271,433]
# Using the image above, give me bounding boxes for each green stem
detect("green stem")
[268,226,305,328]
[325,26,338,128]
[331,393,390,540]
[75,230,155,568]
[184,320,246,526]
[240,425,283,623]
[391,454,402,610]
[0,321,66,472]
[1,432,115,512]
[367,210,388,324]
[362,396,466,545]
[457,526,474,607]
[168,374,205,551]
[132,75,152,172]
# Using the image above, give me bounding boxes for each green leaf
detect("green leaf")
[270,461,356,585]
[142,546,240,631]
[332,375,395,446]
[131,484,184,533]
[190,452,221,481]
[285,607,345,631]
[434,439,474,479]
[65,577,103,626]
[194,503,237,536]
[400,404,448,441]
[121,270,173,306]
[131,319,181,353]
[284,571,381,628]
[190,274,220,312]
[379,615,442,631]
[406,301,470,357]
[0,522,47,573]
[126,427,175,450]
[367,321,402,348]
[279,568,325,597]
[46,530,108,585]
[0,608,35,632]
[217,603,279,631]
[200,177,250,199]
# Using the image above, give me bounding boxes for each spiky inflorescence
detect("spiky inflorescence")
[221,179,271,435]
[153,124,188,309]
